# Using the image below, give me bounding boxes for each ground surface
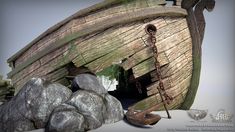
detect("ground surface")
[27,109,235,132]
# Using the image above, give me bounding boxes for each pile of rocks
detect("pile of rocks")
[0,74,124,132]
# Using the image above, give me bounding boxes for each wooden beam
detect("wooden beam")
[44,67,68,82]
[132,52,169,78]
[85,38,146,73]
[180,0,215,110]
[147,78,171,96]
[123,47,169,71]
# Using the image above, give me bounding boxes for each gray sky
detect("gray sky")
[0,0,234,131]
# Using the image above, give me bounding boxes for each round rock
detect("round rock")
[103,94,124,124]
[47,104,85,132]
[66,90,105,130]
[71,74,107,94]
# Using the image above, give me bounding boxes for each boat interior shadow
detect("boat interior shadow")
[108,68,153,110]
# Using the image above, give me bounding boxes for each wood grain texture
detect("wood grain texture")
[180,0,215,110]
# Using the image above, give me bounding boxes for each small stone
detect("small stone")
[46,104,85,132]
[103,94,124,124]
[66,90,105,130]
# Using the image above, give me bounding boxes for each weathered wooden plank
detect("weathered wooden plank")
[147,78,171,96]
[12,40,81,85]
[141,17,186,43]
[151,50,192,82]
[157,53,189,75]
[150,65,169,82]
[11,61,41,84]
[77,25,145,65]
[39,44,69,65]
[141,26,190,58]
[164,16,183,24]
[165,54,189,75]
[156,18,188,41]
[78,21,141,51]
[169,62,192,87]
[150,17,168,28]
[84,0,165,24]
[167,73,191,97]
[151,60,192,85]
[85,0,147,22]
[181,87,188,99]
[165,38,192,62]
[122,47,168,71]
[13,39,84,91]
[132,53,169,78]
[121,47,152,70]
[72,55,87,68]
[44,67,68,82]
[85,38,145,73]
[159,49,191,78]
[148,61,192,96]
[156,28,191,53]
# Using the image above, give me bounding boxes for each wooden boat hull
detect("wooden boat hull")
[7,0,215,111]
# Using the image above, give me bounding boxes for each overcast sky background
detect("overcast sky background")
[0,0,234,131]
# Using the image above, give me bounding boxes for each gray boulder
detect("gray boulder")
[67,90,105,130]
[46,104,85,132]
[103,94,124,124]
[71,74,107,94]
[0,78,72,131]
[47,92,124,132]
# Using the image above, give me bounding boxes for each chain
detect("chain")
[147,28,173,104]
[125,25,172,125]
